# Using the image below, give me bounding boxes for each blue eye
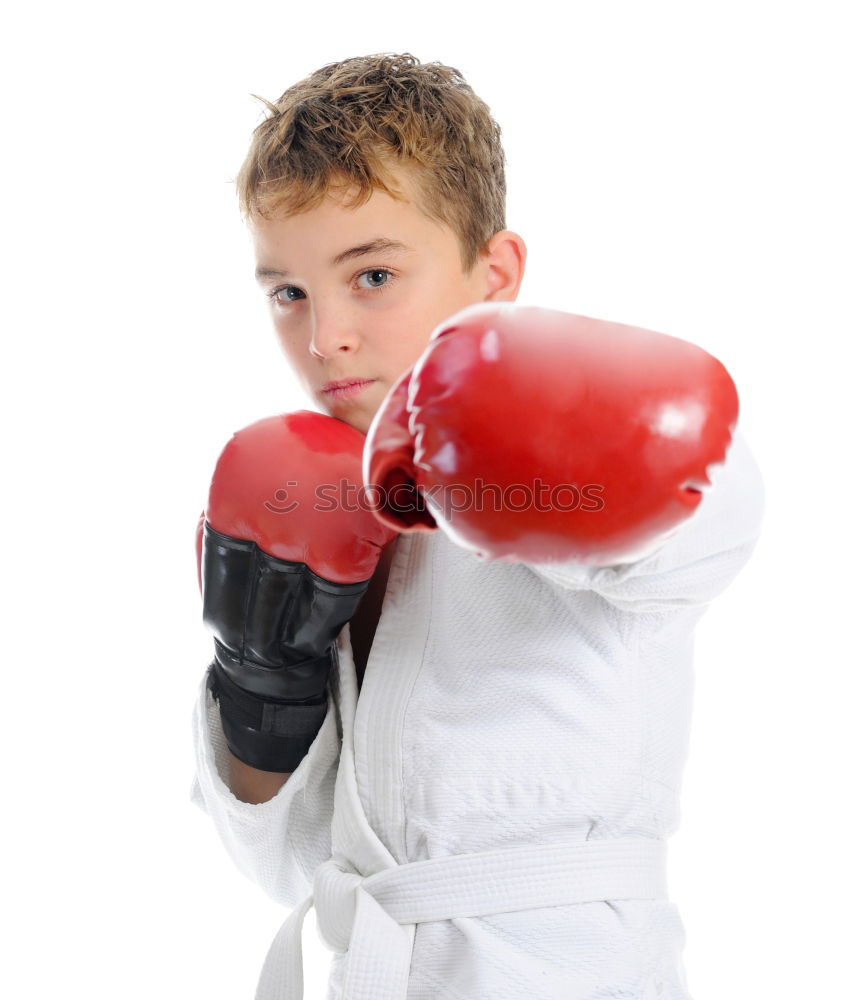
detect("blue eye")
[272,286,304,303]
[357,269,393,290]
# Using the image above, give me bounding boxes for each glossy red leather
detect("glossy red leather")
[206,411,396,584]
[364,304,739,566]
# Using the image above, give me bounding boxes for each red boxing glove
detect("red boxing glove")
[363,303,738,566]
[201,411,395,771]
[205,411,394,584]
[361,369,438,533]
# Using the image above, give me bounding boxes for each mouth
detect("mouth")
[320,378,376,401]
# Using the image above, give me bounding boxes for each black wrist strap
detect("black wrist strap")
[206,660,330,772]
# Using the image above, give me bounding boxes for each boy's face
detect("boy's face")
[251,173,499,434]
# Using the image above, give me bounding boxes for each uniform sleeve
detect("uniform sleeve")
[189,670,339,908]
[525,426,765,612]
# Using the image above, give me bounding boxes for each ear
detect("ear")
[480,230,527,302]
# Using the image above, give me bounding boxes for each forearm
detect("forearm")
[228,752,292,804]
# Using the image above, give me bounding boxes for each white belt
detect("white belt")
[254,837,668,1000]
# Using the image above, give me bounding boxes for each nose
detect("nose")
[308,305,360,360]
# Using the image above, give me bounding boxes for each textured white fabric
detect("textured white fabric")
[258,839,670,1000]
[191,426,764,1000]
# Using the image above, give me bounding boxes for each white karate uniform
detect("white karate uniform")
[191,427,764,1000]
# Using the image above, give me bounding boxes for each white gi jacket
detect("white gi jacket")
[191,427,764,1000]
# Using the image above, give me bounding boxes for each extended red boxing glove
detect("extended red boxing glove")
[363,303,738,567]
[200,411,395,771]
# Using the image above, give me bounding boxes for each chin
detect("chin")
[321,405,371,436]
[355,413,375,436]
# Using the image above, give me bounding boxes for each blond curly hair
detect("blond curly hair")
[235,53,506,274]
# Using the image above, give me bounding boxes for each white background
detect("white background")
[3,1,866,997]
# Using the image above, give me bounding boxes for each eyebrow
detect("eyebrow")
[254,237,412,282]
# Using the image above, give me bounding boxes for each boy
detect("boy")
[192,53,764,1000]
